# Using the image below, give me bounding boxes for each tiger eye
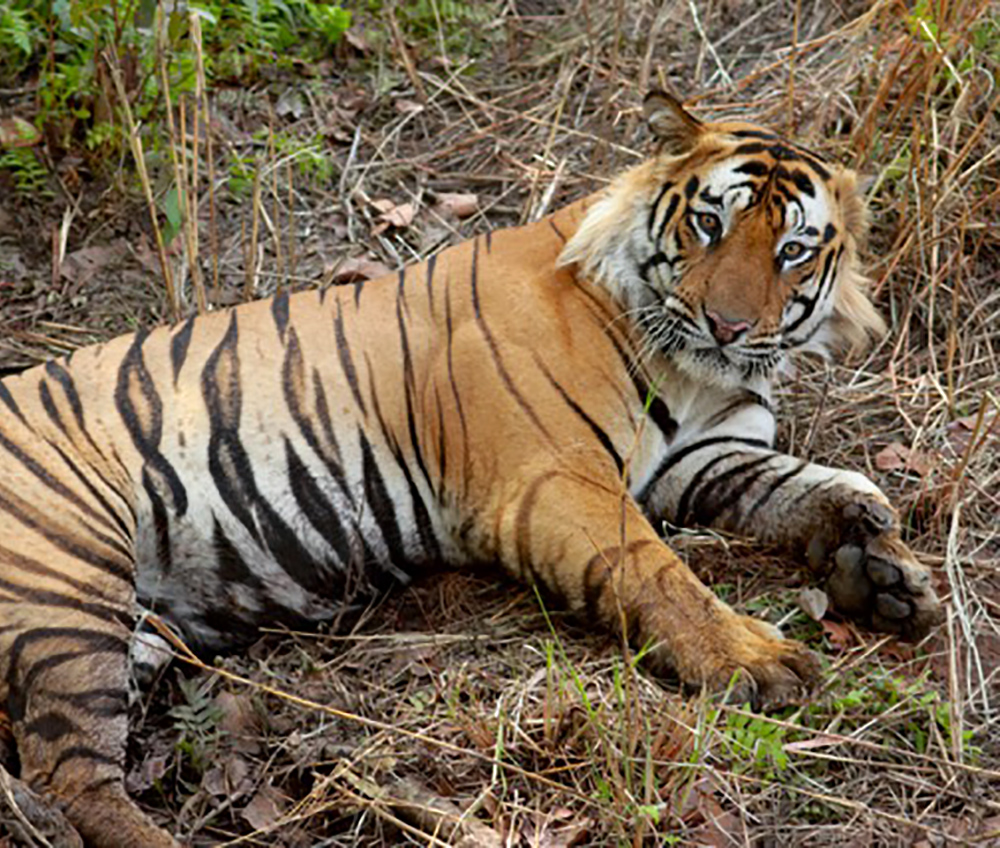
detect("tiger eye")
[781,241,807,262]
[698,212,722,237]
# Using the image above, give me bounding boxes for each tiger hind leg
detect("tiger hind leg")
[3,617,180,848]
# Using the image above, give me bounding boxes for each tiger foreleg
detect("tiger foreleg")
[499,468,821,708]
[645,439,942,639]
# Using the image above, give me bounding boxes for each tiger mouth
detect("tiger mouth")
[637,307,782,375]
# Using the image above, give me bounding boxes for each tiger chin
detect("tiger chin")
[0,91,941,847]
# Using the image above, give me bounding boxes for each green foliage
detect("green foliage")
[170,676,226,778]
[0,4,32,56]
[0,147,52,196]
[0,0,350,191]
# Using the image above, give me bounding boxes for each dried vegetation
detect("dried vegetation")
[0,0,998,845]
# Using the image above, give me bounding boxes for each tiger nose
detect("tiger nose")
[705,309,753,345]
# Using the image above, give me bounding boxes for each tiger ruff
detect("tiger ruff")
[0,92,940,847]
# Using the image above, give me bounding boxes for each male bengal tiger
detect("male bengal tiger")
[0,92,941,846]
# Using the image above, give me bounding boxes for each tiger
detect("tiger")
[0,90,942,847]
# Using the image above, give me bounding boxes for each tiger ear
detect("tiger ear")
[643,90,704,154]
[833,167,869,245]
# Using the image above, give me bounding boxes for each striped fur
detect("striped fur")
[0,93,940,847]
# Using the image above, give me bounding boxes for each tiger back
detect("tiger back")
[0,93,940,847]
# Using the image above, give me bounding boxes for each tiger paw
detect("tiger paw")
[683,615,822,710]
[809,496,942,640]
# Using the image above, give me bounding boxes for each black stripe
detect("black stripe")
[548,220,565,242]
[0,576,130,626]
[47,746,122,781]
[636,436,771,505]
[366,369,441,565]
[0,424,121,532]
[470,237,552,442]
[0,380,25,423]
[425,253,437,312]
[24,712,77,742]
[646,395,679,441]
[202,317,327,594]
[674,450,743,526]
[703,390,771,430]
[358,428,406,561]
[47,442,131,540]
[51,688,128,717]
[282,329,351,498]
[311,368,354,504]
[354,279,365,307]
[743,461,809,523]
[271,288,290,340]
[285,437,353,567]
[7,628,128,721]
[734,160,769,177]
[784,248,837,335]
[534,356,623,476]
[334,301,367,416]
[0,542,118,601]
[485,228,493,251]
[789,170,815,197]
[689,454,776,526]
[115,330,188,517]
[170,316,195,385]
[0,487,134,583]
[684,176,700,199]
[397,285,434,493]
[647,182,674,236]
[143,468,173,574]
[43,361,86,430]
[444,272,469,489]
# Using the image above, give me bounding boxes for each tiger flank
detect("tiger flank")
[0,92,941,847]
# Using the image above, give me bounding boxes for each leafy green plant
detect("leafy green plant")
[0,147,52,196]
[170,676,226,778]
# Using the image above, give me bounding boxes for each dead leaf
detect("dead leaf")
[874,441,936,476]
[371,199,416,234]
[821,619,853,649]
[61,243,127,286]
[0,116,41,148]
[241,783,286,832]
[797,587,829,621]
[326,256,393,284]
[216,690,263,754]
[203,754,251,800]
[344,29,370,53]
[394,98,424,115]
[435,192,479,219]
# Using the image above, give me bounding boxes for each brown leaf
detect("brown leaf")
[394,98,425,115]
[372,200,416,234]
[326,256,393,284]
[436,192,479,219]
[874,441,937,476]
[60,243,127,286]
[241,783,286,832]
[216,690,262,754]
[821,619,853,649]
[203,754,251,800]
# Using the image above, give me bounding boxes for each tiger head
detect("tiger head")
[560,91,886,388]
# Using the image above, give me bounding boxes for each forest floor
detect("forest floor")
[1,1,998,845]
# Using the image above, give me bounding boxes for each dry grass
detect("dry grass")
[1,0,998,845]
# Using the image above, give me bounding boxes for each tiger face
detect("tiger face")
[561,91,885,388]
